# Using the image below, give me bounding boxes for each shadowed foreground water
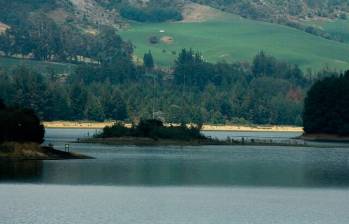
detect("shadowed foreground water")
[1,129,349,223]
[1,144,349,187]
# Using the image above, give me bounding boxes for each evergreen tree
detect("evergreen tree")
[303,70,349,134]
[69,83,88,120]
[143,50,154,70]
[252,51,277,77]
[84,94,105,121]
[43,84,71,121]
[104,90,128,121]
[12,67,47,118]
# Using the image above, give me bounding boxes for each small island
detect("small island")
[0,99,91,160]
[81,119,224,146]
[81,119,310,147]
[301,71,349,142]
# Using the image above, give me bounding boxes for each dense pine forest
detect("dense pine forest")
[0,43,338,125]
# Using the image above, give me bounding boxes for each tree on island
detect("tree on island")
[303,70,349,135]
[0,100,45,143]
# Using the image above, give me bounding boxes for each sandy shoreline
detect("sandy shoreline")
[43,121,303,132]
[201,125,302,132]
[44,121,115,129]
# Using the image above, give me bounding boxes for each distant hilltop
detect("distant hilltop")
[0,0,348,33]
[1,0,348,70]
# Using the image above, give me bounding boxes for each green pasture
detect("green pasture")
[120,14,349,71]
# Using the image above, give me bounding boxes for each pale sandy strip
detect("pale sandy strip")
[43,121,303,132]
[202,125,303,132]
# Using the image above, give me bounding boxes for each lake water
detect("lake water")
[1,128,349,224]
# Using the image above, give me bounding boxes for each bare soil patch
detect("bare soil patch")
[0,22,9,34]
[48,8,70,24]
[181,3,220,23]
[161,36,174,44]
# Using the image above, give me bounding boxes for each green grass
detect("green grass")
[119,13,349,71]
[0,57,76,74]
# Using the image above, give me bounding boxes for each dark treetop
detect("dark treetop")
[303,70,349,135]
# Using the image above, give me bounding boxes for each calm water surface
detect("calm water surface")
[1,128,349,224]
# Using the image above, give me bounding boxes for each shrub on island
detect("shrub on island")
[97,119,206,141]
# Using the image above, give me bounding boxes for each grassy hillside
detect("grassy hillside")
[119,13,349,71]
[1,0,348,72]
[0,57,75,74]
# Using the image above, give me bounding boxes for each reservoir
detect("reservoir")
[1,129,349,223]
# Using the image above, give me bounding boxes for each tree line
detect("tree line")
[120,5,183,22]
[0,67,128,122]
[100,0,183,23]
[0,15,132,63]
[0,50,318,125]
[0,0,57,26]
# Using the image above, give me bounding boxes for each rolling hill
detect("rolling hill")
[0,0,348,71]
[120,7,349,71]
[1,0,348,125]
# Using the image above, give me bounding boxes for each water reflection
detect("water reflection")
[0,160,43,182]
[1,145,349,187]
[2,129,349,224]
[305,160,349,187]
[1,128,349,187]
